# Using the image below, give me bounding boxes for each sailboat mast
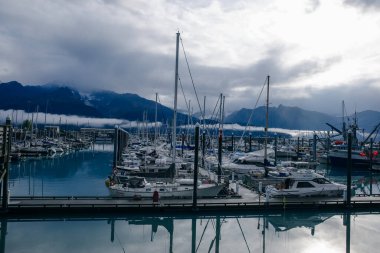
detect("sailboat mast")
[172,31,180,164]
[264,75,270,162]
[342,100,346,141]
[155,92,158,149]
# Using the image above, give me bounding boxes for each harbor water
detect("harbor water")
[3,144,380,252]
[2,212,380,252]
[8,144,113,197]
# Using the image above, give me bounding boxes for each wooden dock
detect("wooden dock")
[4,183,380,217]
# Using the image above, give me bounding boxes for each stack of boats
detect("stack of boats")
[10,137,92,161]
[106,140,225,199]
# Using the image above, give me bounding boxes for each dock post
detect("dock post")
[370,138,373,171]
[192,124,200,209]
[346,132,352,207]
[313,134,317,162]
[1,117,11,211]
[297,137,300,159]
[202,131,205,168]
[1,218,7,253]
[249,133,252,152]
[274,134,278,166]
[217,128,222,183]
[231,133,234,152]
[181,132,185,157]
[258,182,262,204]
[113,126,119,168]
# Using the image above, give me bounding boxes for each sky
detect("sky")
[1,0,380,116]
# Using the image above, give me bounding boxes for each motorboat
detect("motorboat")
[222,148,274,175]
[265,170,346,198]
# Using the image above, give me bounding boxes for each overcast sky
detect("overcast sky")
[1,0,380,116]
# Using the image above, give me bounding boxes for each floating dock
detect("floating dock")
[4,183,380,217]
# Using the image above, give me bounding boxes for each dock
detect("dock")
[4,182,380,217]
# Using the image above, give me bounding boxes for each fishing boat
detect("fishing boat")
[328,147,380,168]
[265,170,346,198]
[106,176,224,198]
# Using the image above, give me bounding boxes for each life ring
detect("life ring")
[110,180,115,186]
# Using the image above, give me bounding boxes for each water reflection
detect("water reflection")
[2,211,379,253]
[8,144,113,196]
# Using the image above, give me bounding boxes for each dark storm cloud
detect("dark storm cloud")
[0,0,173,93]
[344,0,380,10]
[0,0,378,116]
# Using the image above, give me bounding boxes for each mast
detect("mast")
[342,100,347,141]
[264,75,270,165]
[203,96,206,130]
[172,31,180,164]
[155,92,158,150]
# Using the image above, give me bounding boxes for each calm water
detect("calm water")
[4,144,380,252]
[1,211,380,253]
[8,144,113,197]
[8,144,380,197]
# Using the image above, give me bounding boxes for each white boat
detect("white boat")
[222,148,274,175]
[265,170,346,198]
[107,176,225,198]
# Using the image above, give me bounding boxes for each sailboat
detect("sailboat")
[107,32,224,199]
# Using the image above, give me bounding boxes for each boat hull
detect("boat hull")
[109,183,225,199]
[266,185,346,198]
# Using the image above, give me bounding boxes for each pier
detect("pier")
[4,184,380,217]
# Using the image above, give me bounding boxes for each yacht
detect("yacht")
[265,170,346,198]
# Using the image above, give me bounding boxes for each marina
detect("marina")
[2,109,380,253]
[2,1,380,252]
[2,133,380,215]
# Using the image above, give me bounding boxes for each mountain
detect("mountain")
[0,81,101,117]
[356,110,380,132]
[87,91,191,123]
[225,105,380,131]
[1,81,379,131]
[0,81,190,123]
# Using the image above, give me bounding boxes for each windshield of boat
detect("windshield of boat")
[296,181,315,188]
[128,177,145,188]
[312,178,332,184]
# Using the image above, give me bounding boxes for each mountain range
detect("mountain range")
[1,81,379,132]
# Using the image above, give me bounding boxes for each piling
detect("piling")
[192,124,200,209]
[313,134,317,162]
[370,138,373,171]
[217,128,222,183]
[202,131,205,168]
[1,118,11,211]
[346,132,352,207]
[249,133,252,152]
[181,132,185,157]
[274,135,277,166]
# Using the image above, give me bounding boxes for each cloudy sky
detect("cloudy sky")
[1,0,380,116]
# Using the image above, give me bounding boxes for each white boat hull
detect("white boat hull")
[266,185,346,198]
[109,183,225,198]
